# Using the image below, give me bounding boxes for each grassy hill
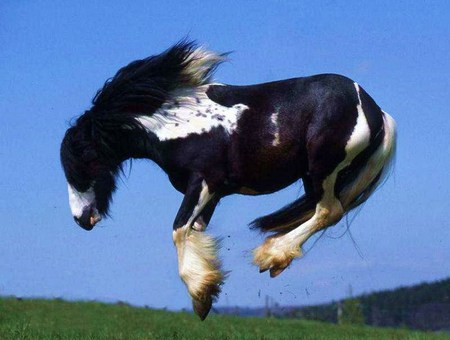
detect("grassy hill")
[1,297,448,339]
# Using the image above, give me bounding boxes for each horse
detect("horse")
[60,40,396,320]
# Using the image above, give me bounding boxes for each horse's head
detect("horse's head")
[60,40,223,230]
[60,119,119,230]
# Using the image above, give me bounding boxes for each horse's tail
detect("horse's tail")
[250,111,396,233]
[338,111,396,211]
[249,194,317,233]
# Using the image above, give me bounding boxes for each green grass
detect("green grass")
[0,297,448,339]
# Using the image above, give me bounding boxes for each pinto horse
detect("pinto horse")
[60,41,396,319]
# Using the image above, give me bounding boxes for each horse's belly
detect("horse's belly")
[230,144,307,195]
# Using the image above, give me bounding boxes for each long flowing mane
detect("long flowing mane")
[89,40,227,116]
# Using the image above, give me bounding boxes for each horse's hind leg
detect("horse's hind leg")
[254,97,371,277]
[253,171,345,277]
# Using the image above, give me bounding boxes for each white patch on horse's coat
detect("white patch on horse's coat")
[347,83,371,158]
[67,184,95,218]
[136,87,248,141]
[192,216,206,231]
[188,180,214,226]
[270,112,281,146]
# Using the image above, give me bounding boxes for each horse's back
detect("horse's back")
[206,74,378,144]
[207,74,358,110]
[208,73,384,151]
[206,74,386,193]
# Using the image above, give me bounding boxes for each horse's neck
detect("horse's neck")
[98,125,161,166]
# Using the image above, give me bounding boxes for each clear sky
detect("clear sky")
[1,1,449,311]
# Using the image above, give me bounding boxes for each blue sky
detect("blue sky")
[1,1,449,311]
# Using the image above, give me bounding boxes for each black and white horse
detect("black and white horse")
[60,41,396,319]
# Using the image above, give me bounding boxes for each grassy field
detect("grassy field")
[0,297,448,340]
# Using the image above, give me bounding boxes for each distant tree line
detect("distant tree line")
[292,278,450,331]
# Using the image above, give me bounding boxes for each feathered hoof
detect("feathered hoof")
[193,296,212,320]
[176,229,226,320]
[253,236,301,278]
[191,282,221,320]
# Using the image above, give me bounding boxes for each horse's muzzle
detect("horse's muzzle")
[74,207,102,231]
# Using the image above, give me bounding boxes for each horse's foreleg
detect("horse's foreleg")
[172,174,223,320]
[191,199,217,232]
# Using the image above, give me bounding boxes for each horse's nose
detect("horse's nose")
[74,207,101,231]
[74,215,95,231]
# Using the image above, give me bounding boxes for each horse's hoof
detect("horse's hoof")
[192,296,212,321]
[270,266,287,278]
[254,236,300,277]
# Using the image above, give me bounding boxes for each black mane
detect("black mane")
[89,40,226,116]
[62,40,225,191]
